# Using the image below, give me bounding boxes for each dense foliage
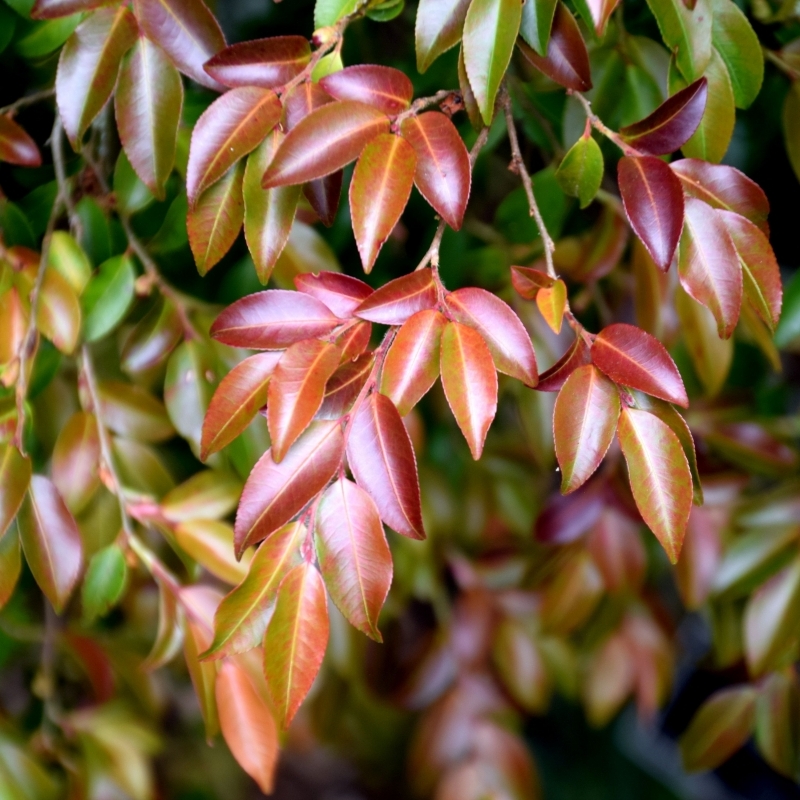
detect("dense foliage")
[1,0,800,796]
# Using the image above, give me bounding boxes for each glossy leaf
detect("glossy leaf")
[584,0,620,37]
[346,393,425,540]
[520,0,558,55]
[204,36,311,89]
[537,336,593,392]
[416,0,471,72]
[440,321,498,461]
[52,411,100,514]
[0,115,41,167]
[97,380,174,442]
[554,365,620,494]
[711,0,763,109]
[81,254,136,342]
[121,300,183,374]
[644,0,711,82]
[160,470,241,523]
[354,269,437,325]
[31,0,115,18]
[82,544,127,623]
[295,272,373,319]
[536,280,567,335]
[320,65,413,114]
[175,520,248,585]
[37,267,81,354]
[318,354,374,419]
[510,265,555,298]
[47,231,91,295]
[555,134,603,208]
[0,444,31,539]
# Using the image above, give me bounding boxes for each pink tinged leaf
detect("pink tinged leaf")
[336,321,372,362]
[186,87,282,206]
[350,134,416,273]
[36,268,81,355]
[201,352,282,460]
[346,393,425,540]
[52,411,101,514]
[0,116,42,167]
[294,272,373,319]
[619,79,708,156]
[380,310,446,416]
[319,65,414,114]
[32,0,116,18]
[283,82,334,130]
[678,198,742,339]
[56,6,139,147]
[318,354,375,419]
[268,339,342,463]
[203,36,311,89]
[510,265,555,299]
[717,210,782,332]
[17,476,83,613]
[133,0,226,90]
[416,0,472,72]
[0,445,32,539]
[353,269,437,325]
[536,336,593,392]
[210,289,340,350]
[263,562,329,728]
[400,112,471,230]
[617,155,685,271]
[585,0,620,35]
[445,287,539,386]
[234,421,344,556]
[554,365,620,494]
[617,407,693,564]
[175,520,249,585]
[591,323,689,407]
[261,101,390,189]
[440,321,498,461]
[315,479,392,640]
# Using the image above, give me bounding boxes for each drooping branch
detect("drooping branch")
[0,87,55,116]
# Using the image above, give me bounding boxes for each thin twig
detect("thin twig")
[764,47,800,81]
[394,89,460,127]
[0,87,54,116]
[571,91,640,156]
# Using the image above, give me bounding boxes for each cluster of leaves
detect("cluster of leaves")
[0,0,800,796]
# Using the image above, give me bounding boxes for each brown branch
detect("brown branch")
[764,47,800,81]
[571,91,641,157]
[394,89,460,128]
[0,87,54,117]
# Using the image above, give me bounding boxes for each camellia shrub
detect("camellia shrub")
[1,0,800,795]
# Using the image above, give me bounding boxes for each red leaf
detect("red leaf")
[536,336,593,392]
[52,411,100,514]
[400,112,471,230]
[617,155,685,271]
[315,479,392,640]
[262,101,390,188]
[133,0,226,91]
[444,287,538,386]
[268,340,342,462]
[294,272,373,319]
[283,82,333,130]
[554,365,620,494]
[617,407,693,564]
[350,134,416,272]
[0,445,31,540]
[336,321,372,362]
[31,0,115,18]
[187,88,282,206]
[380,310,447,416]
[678,198,742,339]
[0,116,41,167]
[591,323,688,407]
[346,393,425,540]
[440,321,498,460]
[319,353,374,419]
[619,79,708,156]
[320,65,414,114]
[263,563,329,728]
[510,265,555,299]
[354,269,437,325]
[201,352,282,460]
[211,289,340,350]
[234,421,344,556]
[204,36,311,89]
[517,3,592,92]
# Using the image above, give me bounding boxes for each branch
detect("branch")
[571,91,641,157]
[0,87,54,117]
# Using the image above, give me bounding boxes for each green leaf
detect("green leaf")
[645,0,711,82]
[415,0,470,71]
[710,0,763,109]
[520,0,558,55]
[314,0,359,28]
[113,150,155,216]
[81,254,136,342]
[15,14,81,59]
[0,445,32,540]
[47,230,92,295]
[555,134,603,208]
[82,543,128,623]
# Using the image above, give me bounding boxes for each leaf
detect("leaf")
[520,0,558,55]
[783,83,800,186]
[537,336,593,392]
[458,45,484,130]
[188,161,246,276]
[0,526,21,611]
[583,0,620,37]
[680,686,757,771]
[644,0,711,82]
[440,321,498,460]
[56,6,138,147]
[315,0,359,27]
[121,299,183,374]
[492,619,551,712]
[0,115,41,167]
[415,0,471,72]
[81,254,136,341]
[262,101,390,189]
[115,35,183,199]
[175,520,249,585]
[211,289,340,350]
[203,522,304,660]
[617,407,692,564]
[591,323,688,406]
[510,265,555,298]
[319,353,374,419]
[346,393,425,540]
[294,272,373,319]
[201,352,282,461]
[263,562,329,728]
[320,65,414,114]
[619,78,707,155]
[517,3,592,92]
[444,287,538,386]
[462,0,521,124]
[0,444,31,539]
[554,365,620,494]
[536,280,567,334]
[755,672,800,779]
[133,0,226,90]
[315,479,392,640]
[142,578,184,670]
[82,544,128,623]
[216,659,279,794]
[47,231,92,295]
[32,0,116,18]
[268,339,342,463]
[354,269,437,325]
[350,134,416,273]
[97,380,175,442]
[710,0,763,109]
[52,411,100,514]
[244,132,301,284]
[204,36,311,89]
[678,197,742,339]
[234,421,344,556]
[161,470,241,523]
[17,476,83,613]
[555,134,603,208]
[617,155,685,271]
[36,267,81,354]
[400,112,471,230]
